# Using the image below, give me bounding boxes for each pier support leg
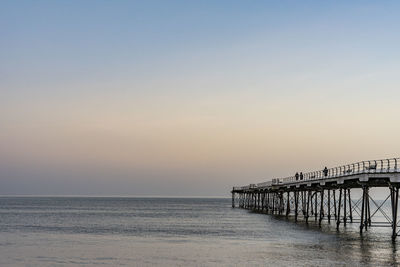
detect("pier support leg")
[367,188,371,227]
[333,189,337,220]
[248,193,251,209]
[392,186,399,241]
[272,193,275,214]
[277,192,280,214]
[315,191,318,221]
[279,192,282,214]
[337,188,342,230]
[306,190,311,223]
[360,186,366,233]
[261,191,264,211]
[365,188,370,230]
[343,188,347,226]
[328,189,331,223]
[261,192,264,211]
[264,191,267,211]
[319,189,324,226]
[232,191,235,208]
[286,192,290,217]
[270,192,273,213]
[294,191,299,222]
[348,189,353,223]
[258,191,263,211]
[311,192,314,216]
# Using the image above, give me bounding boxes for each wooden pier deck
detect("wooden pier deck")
[231,158,400,240]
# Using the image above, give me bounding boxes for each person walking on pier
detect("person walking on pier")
[295,172,299,181]
[323,167,328,177]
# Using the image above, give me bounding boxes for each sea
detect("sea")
[0,197,399,266]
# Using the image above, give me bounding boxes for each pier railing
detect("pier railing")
[235,157,400,190]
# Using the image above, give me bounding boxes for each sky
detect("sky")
[1,1,400,196]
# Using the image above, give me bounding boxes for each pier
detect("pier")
[231,158,400,240]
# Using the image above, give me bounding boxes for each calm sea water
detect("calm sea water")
[0,197,399,266]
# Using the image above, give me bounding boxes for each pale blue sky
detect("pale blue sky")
[1,1,400,196]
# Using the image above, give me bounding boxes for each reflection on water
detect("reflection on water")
[0,197,399,266]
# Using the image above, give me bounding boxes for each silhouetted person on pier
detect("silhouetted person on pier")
[300,172,303,180]
[323,167,328,177]
[295,172,299,181]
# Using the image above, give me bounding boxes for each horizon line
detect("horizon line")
[0,194,230,198]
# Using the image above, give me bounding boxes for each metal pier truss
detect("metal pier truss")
[231,158,400,241]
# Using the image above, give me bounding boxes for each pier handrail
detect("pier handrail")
[234,157,400,190]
